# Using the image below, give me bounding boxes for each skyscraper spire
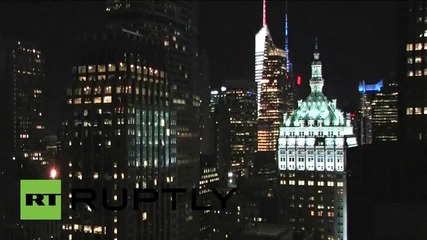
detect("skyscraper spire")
[284,1,291,73]
[310,38,323,93]
[315,37,318,50]
[263,0,267,27]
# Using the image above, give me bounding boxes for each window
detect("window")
[407,44,413,51]
[105,86,112,94]
[98,65,106,72]
[415,57,422,63]
[119,62,126,71]
[108,64,116,72]
[103,96,112,103]
[88,65,96,73]
[416,70,422,76]
[415,107,422,115]
[424,107,427,114]
[78,66,86,73]
[408,71,414,77]
[416,43,423,50]
[406,107,413,115]
[408,58,413,64]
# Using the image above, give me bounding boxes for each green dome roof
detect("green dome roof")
[284,91,344,127]
[283,39,345,127]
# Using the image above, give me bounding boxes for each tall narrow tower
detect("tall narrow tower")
[255,0,287,153]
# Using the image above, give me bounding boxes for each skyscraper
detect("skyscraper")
[106,2,201,238]
[283,5,301,116]
[61,29,177,240]
[223,80,257,178]
[255,0,287,153]
[371,81,398,143]
[0,38,55,240]
[210,80,257,181]
[277,41,357,240]
[398,1,427,142]
[357,80,383,145]
[0,38,46,163]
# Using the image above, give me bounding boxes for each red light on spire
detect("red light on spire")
[297,75,302,85]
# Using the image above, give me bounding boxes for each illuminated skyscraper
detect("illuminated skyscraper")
[372,82,398,142]
[255,0,287,153]
[277,41,357,240]
[398,1,427,142]
[61,29,176,240]
[283,4,301,116]
[358,80,398,144]
[357,80,383,145]
[106,2,201,238]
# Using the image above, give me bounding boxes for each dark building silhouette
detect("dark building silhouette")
[0,38,47,163]
[0,37,57,240]
[347,142,427,240]
[398,1,427,142]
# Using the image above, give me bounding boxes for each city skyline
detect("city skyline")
[1,1,423,240]
[0,1,397,134]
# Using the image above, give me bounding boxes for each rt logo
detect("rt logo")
[20,180,61,220]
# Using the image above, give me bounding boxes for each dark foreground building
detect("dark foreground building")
[347,142,427,240]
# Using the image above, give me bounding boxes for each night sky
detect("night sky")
[0,1,397,134]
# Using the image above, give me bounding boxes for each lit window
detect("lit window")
[415,107,422,115]
[408,71,414,77]
[108,64,116,72]
[98,65,106,72]
[416,70,422,76]
[406,107,413,115]
[94,97,102,103]
[103,96,112,103]
[424,68,427,76]
[119,62,126,71]
[88,65,96,73]
[424,107,427,114]
[105,86,112,94]
[415,43,423,50]
[415,57,422,63]
[407,44,413,51]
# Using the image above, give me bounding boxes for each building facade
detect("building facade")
[277,42,357,240]
[357,80,398,145]
[0,38,46,163]
[255,0,287,153]
[106,2,202,237]
[398,1,427,142]
[61,29,177,240]
[371,81,398,142]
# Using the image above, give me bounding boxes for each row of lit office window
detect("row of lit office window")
[406,107,427,115]
[282,180,344,187]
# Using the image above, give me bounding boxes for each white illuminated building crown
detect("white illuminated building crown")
[278,39,357,172]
